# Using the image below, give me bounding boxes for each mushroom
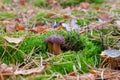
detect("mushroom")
[100,49,120,69]
[44,34,65,55]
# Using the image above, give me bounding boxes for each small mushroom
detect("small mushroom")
[100,49,120,69]
[44,34,65,55]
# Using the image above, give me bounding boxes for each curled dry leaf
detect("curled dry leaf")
[19,0,26,6]
[68,71,77,76]
[63,73,95,80]
[26,10,35,18]
[30,26,47,33]
[89,68,120,79]
[98,14,110,22]
[79,2,90,10]
[0,3,4,9]
[3,21,25,33]
[14,66,45,75]
[48,12,60,18]
[6,22,16,33]
[56,26,65,30]
[60,7,72,14]
[3,35,26,44]
[0,21,14,25]
[0,63,13,80]
[62,14,76,19]
[48,0,60,6]
[0,64,13,73]
[12,0,26,6]
[4,21,25,33]
[15,23,25,31]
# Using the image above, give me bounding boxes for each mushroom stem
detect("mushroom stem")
[48,42,54,53]
[53,43,61,55]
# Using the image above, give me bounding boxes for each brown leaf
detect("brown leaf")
[30,26,47,33]
[26,10,35,18]
[12,0,19,3]
[12,0,26,6]
[64,73,95,80]
[56,26,65,30]
[15,23,25,31]
[98,14,110,22]
[0,63,13,80]
[48,12,60,18]
[5,21,25,33]
[68,72,77,76]
[79,2,90,9]
[0,3,4,9]
[3,35,25,44]
[48,0,59,6]
[20,0,26,6]
[14,66,45,75]
[79,73,95,80]
[62,14,76,19]
[6,22,16,33]
[89,68,120,79]
[60,7,72,13]
[0,21,14,25]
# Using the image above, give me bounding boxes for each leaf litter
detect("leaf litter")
[0,0,120,80]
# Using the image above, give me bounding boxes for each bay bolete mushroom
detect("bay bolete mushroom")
[100,49,120,69]
[44,34,65,55]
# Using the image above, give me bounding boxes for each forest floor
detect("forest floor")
[0,0,120,80]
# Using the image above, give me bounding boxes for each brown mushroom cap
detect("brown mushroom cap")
[44,34,65,44]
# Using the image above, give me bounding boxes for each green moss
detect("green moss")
[77,19,90,26]
[60,0,103,8]
[0,12,16,20]
[112,10,120,13]
[89,0,104,3]
[2,0,11,4]
[0,30,103,76]
[34,0,48,7]
[59,0,82,8]
[33,0,104,8]
[0,31,102,66]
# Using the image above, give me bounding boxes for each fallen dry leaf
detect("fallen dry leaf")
[56,26,65,30]
[4,21,25,33]
[60,7,72,14]
[63,73,95,80]
[12,0,26,6]
[19,0,26,6]
[0,63,13,80]
[6,22,16,33]
[0,3,4,9]
[12,0,19,3]
[62,14,76,19]
[0,21,14,25]
[15,23,25,31]
[48,0,59,6]
[90,68,120,80]
[14,66,45,75]
[48,12,60,18]
[98,14,110,22]
[26,10,35,18]
[3,35,25,44]
[68,71,77,76]
[30,26,47,33]
[79,2,90,10]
